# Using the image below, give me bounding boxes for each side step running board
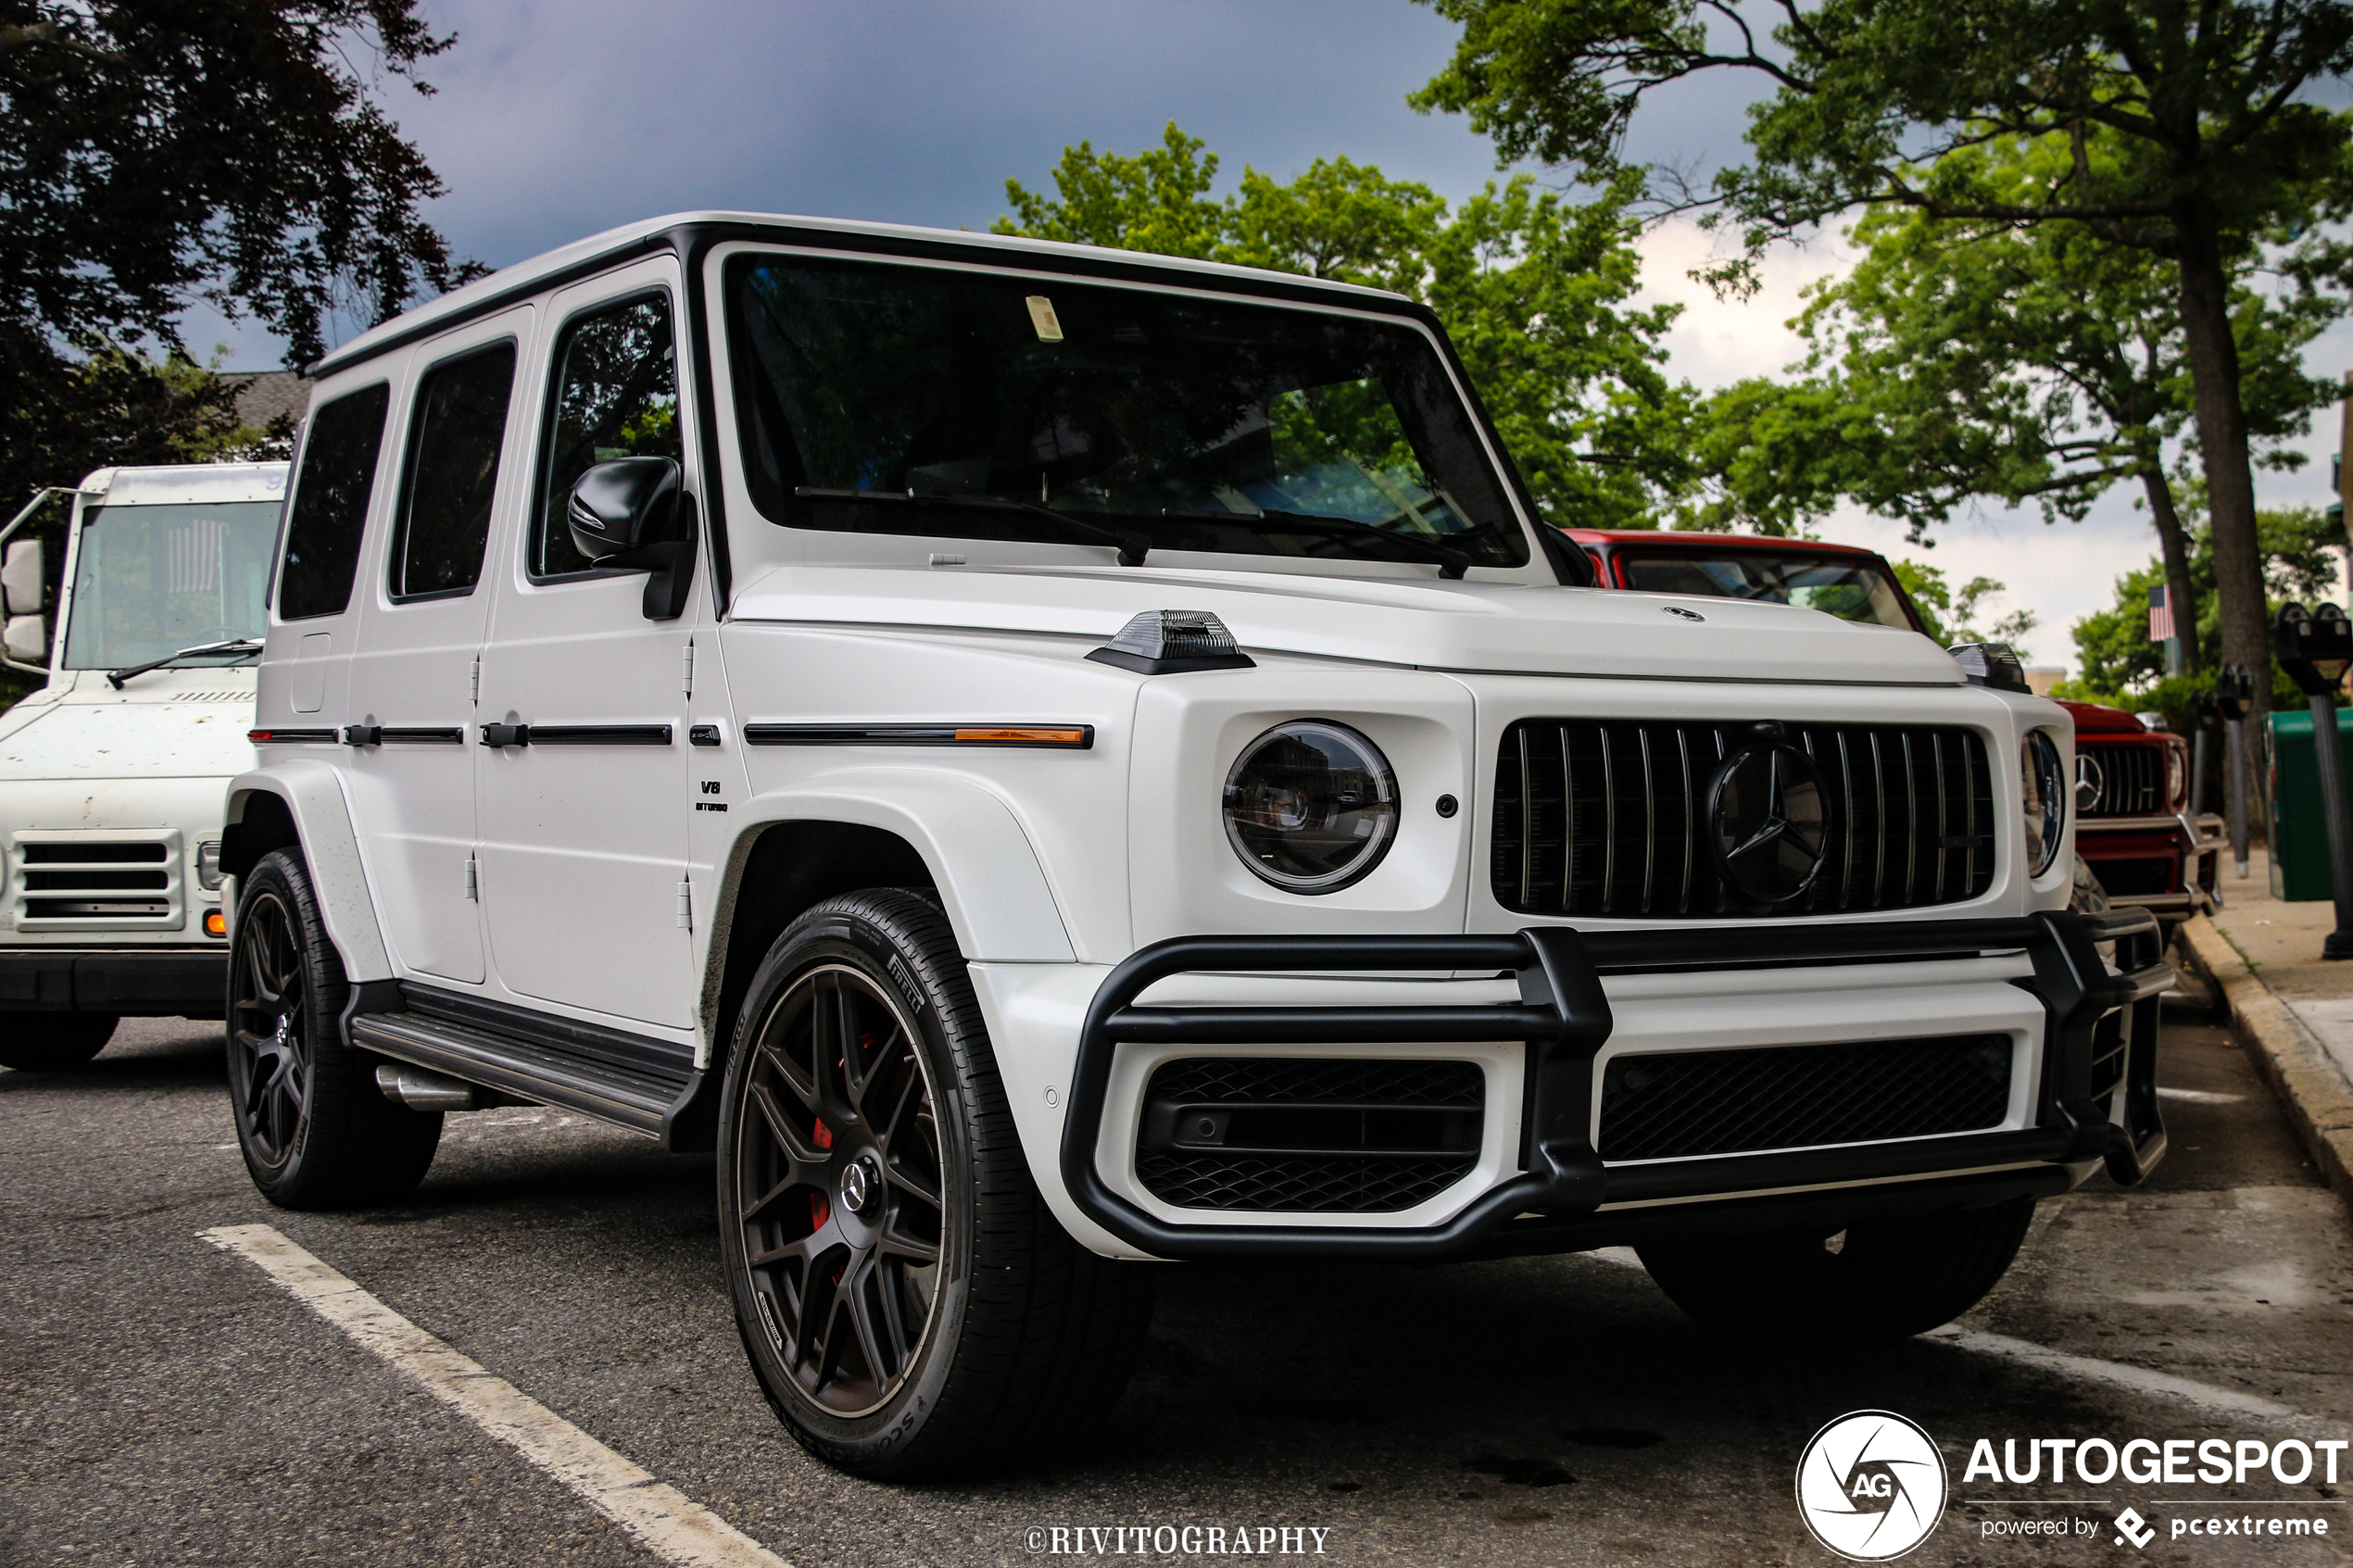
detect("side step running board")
[352,1010,687,1138]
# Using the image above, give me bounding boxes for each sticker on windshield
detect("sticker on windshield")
[1025,295,1063,343]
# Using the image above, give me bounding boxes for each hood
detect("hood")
[729,563,1968,686]
[2057,699,2155,735]
[0,678,255,781]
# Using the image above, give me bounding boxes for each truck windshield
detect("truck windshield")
[59,501,282,669]
[1617,551,1916,631]
[725,254,1529,569]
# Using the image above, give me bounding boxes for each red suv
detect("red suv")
[1562,529,2222,925]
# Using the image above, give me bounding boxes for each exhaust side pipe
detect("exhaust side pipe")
[374,1063,486,1112]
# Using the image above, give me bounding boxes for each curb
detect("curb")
[2175,915,2353,1217]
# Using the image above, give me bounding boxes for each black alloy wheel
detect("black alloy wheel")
[736,962,946,1417]
[230,884,309,1171]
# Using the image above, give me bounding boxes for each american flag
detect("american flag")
[2147,583,2174,643]
[168,517,224,596]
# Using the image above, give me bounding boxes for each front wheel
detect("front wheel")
[0,1011,119,1072]
[718,889,1155,1479]
[1636,1197,2037,1344]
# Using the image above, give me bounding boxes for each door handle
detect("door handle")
[480,722,531,747]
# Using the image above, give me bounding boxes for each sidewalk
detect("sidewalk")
[2175,846,2353,1216]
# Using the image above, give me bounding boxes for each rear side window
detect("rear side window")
[535,295,680,578]
[278,383,389,621]
[392,342,518,600]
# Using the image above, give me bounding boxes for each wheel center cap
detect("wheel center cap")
[272,1014,291,1048]
[839,1156,881,1216]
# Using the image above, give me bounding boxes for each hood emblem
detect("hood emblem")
[2074,752,2105,812]
[1663,606,1705,621]
[1708,734,1828,906]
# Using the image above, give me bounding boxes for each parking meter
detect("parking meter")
[2188,689,2218,818]
[2275,604,2353,958]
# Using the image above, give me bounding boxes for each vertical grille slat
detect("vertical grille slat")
[1491,721,1996,918]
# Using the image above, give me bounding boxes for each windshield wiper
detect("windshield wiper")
[796,487,1149,567]
[1163,506,1469,580]
[107,636,263,690]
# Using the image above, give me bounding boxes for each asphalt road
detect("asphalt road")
[5,991,2348,1568]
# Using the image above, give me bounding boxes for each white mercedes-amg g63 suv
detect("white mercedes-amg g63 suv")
[220,213,2168,1478]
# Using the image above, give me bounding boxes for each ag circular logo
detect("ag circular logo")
[2074,751,2105,811]
[1708,737,1828,905]
[1795,1410,1948,1562]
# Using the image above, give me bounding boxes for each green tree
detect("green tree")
[996,124,1698,527]
[1890,560,2038,647]
[1414,0,2353,709]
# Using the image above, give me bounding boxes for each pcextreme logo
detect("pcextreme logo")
[1796,1411,1951,1562]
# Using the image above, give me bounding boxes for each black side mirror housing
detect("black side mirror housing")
[567,458,696,621]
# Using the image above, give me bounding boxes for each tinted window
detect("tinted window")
[1619,552,1917,630]
[393,343,517,599]
[536,295,681,578]
[61,502,282,667]
[279,383,388,620]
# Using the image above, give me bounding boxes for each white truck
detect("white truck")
[0,463,288,1070]
[219,214,2170,1479]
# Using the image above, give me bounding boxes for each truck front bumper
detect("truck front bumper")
[1059,910,2170,1261]
[0,947,227,1018]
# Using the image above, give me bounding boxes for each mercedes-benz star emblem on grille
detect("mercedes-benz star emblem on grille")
[1708,738,1829,905]
[2075,751,2105,812]
[1663,605,1705,621]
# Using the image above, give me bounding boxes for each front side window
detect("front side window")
[391,343,517,600]
[1619,552,1916,630]
[279,382,389,620]
[535,295,681,578]
[60,502,283,668]
[726,255,1528,569]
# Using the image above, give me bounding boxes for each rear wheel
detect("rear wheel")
[0,1011,119,1072]
[1637,1197,2037,1343]
[227,849,442,1209]
[719,889,1155,1479]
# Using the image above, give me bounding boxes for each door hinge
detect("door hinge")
[675,876,693,932]
[681,636,695,698]
[463,854,479,902]
[470,653,482,706]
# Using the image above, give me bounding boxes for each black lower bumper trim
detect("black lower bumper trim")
[1061,911,2171,1261]
[0,947,226,1016]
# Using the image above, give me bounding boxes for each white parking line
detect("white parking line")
[199,1224,791,1568]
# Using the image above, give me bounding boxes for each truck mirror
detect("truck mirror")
[567,458,679,561]
[1,538,41,617]
[3,613,47,664]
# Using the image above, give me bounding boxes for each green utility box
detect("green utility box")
[2263,707,2353,900]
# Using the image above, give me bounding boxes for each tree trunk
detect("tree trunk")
[2174,210,2270,713]
[2140,465,2202,672]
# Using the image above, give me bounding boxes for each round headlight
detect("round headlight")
[2021,730,2067,877]
[1223,721,1399,893]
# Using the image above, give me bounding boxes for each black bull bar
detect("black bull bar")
[1060,910,2171,1261]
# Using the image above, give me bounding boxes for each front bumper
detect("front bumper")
[2079,812,2224,918]
[0,947,227,1017]
[1060,910,2170,1261]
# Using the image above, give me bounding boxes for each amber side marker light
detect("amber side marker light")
[204,909,228,937]
[953,727,1088,746]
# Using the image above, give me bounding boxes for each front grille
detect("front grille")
[2078,741,2164,817]
[7,834,182,927]
[1596,1035,2013,1161]
[1492,720,1995,917]
[1136,1058,1481,1213]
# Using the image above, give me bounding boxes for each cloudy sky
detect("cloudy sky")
[196,0,2351,668]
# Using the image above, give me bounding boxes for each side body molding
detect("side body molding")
[720,770,1077,965]
[227,762,396,983]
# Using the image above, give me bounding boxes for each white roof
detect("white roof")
[80,462,290,506]
[313,211,1412,375]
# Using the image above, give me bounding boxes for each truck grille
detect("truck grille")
[2077,741,2164,817]
[1491,720,1995,917]
[1597,1035,2013,1161]
[7,835,182,927]
[1135,1058,1482,1213]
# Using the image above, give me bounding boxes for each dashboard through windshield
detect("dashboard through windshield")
[724,254,1529,569]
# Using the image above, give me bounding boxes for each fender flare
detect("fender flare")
[227,762,395,983]
[721,770,1076,965]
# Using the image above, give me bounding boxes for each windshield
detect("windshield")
[1617,551,1916,630]
[726,255,1528,569]
[60,501,282,669]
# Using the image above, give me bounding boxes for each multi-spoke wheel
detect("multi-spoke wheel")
[0,1010,118,1072]
[225,849,441,1209]
[719,889,1157,1479]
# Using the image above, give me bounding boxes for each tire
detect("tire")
[0,1011,119,1072]
[1636,1196,2037,1344]
[226,849,442,1209]
[718,889,1156,1479]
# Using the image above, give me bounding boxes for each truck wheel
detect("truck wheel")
[0,1011,120,1071]
[1636,1196,2036,1343]
[718,889,1156,1479]
[226,849,442,1209]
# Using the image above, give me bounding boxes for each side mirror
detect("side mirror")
[4,613,48,664]
[566,458,696,621]
[2,538,41,617]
